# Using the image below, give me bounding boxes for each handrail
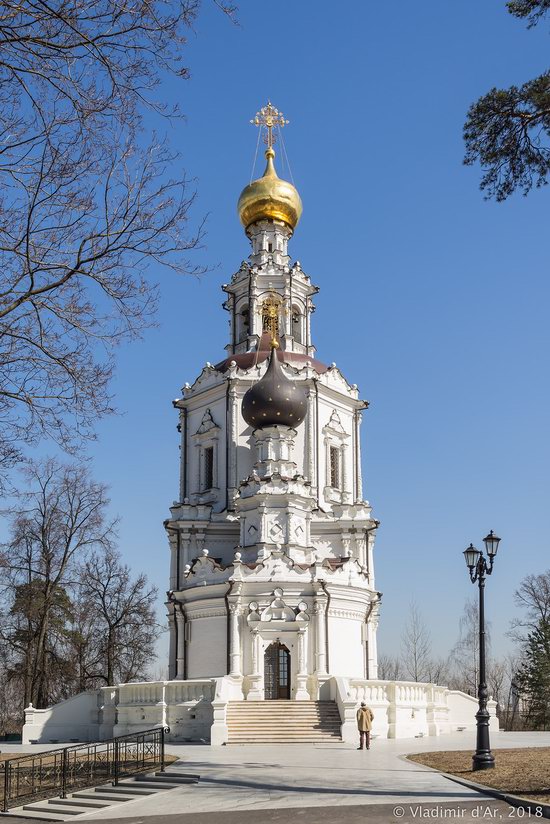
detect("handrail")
[1,725,170,812]
[2,725,167,765]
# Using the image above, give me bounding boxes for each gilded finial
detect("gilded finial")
[238,102,302,232]
[250,101,289,150]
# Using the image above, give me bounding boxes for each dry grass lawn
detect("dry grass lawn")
[408,748,550,804]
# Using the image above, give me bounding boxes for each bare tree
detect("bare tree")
[400,601,432,682]
[487,659,507,709]
[425,657,452,686]
[450,597,492,695]
[0,458,115,708]
[77,548,161,686]
[0,1,236,487]
[377,654,402,681]
[512,571,550,639]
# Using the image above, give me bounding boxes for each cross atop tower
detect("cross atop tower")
[250,101,289,149]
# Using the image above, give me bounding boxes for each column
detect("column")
[295,627,309,700]
[342,531,352,558]
[228,383,239,506]
[314,599,327,675]
[229,603,242,677]
[357,531,367,568]
[169,534,178,590]
[367,532,375,587]
[341,443,351,502]
[175,607,185,680]
[180,533,191,585]
[247,629,263,700]
[168,606,176,680]
[368,603,380,679]
[356,411,364,501]
[304,390,315,486]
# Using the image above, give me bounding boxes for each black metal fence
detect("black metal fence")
[1,725,169,812]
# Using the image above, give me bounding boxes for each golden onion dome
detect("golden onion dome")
[238,147,302,232]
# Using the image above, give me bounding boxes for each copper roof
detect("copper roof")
[215,333,328,375]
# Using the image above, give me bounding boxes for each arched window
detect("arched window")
[238,306,249,342]
[292,305,303,344]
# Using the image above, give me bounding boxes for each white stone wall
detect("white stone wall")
[186,615,227,678]
[22,692,102,744]
[328,616,364,677]
[22,676,498,745]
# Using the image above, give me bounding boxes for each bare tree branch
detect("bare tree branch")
[0,1,235,488]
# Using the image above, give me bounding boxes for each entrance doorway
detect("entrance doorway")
[264,641,291,700]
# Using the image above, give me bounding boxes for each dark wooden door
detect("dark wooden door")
[264,642,291,700]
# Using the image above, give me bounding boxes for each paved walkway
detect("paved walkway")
[3,731,548,822]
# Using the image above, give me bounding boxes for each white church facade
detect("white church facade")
[22,103,497,746]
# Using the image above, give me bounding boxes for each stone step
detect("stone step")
[227,699,342,744]
[52,797,112,809]
[154,770,199,779]
[228,732,341,737]
[11,810,67,821]
[24,803,87,815]
[229,732,341,739]
[227,738,342,744]
[227,718,340,728]
[121,779,180,790]
[93,784,157,795]
[228,703,338,708]
[143,773,199,784]
[227,710,341,716]
[73,790,134,802]
[228,712,340,717]
[228,712,338,716]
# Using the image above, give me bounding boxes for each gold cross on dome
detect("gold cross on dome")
[250,101,289,148]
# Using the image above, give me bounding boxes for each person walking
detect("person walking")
[356,701,374,750]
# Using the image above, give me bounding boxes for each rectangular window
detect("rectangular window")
[204,446,214,490]
[330,446,340,489]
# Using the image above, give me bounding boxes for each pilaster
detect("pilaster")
[295,626,310,700]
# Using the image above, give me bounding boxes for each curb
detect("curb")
[440,772,550,820]
[403,756,550,820]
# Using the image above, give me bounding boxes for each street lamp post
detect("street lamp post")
[463,530,502,772]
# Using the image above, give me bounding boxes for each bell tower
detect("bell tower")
[166,102,381,700]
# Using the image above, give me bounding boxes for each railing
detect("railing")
[1,725,169,812]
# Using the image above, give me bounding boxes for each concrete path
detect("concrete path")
[64,730,550,820]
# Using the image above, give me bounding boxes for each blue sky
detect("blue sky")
[85,0,550,666]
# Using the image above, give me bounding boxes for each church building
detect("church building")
[22,104,497,746]
[165,101,381,706]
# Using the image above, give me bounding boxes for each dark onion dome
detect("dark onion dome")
[242,344,307,429]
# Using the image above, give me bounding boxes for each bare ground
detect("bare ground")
[408,748,550,804]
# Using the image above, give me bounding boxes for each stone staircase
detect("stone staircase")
[226,700,342,744]
[10,770,199,820]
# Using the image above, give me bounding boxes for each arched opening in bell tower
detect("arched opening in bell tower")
[238,305,250,342]
[291,305,303,344]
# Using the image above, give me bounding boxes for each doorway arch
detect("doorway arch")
[264,641,291,700]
